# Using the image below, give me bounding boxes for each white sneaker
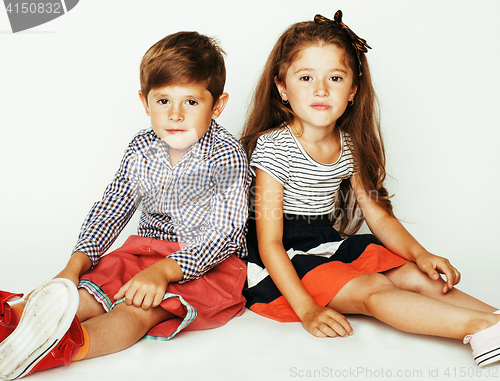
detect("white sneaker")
[0,279,79,380]
[464,320,500,367]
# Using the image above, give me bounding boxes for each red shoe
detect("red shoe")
[0,279,80,380]
[0,291,23,342]
[27,315,84,376]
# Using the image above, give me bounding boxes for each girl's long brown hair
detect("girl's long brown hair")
[240,20,393,237]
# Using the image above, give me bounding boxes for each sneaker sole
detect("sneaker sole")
[476,346,500,367]
[0,279,79,380]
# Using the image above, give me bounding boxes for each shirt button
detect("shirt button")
[192,197,199,203]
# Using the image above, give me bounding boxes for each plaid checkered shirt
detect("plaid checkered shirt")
[73,120,251,282]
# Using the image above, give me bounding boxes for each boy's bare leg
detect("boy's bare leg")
[77,288,174,359]
[13,288,107,321]
[77,288,106,322]
[9,288,173,359]
[328,272,500,339]
[384,262,497,313]
[81,302,175,359]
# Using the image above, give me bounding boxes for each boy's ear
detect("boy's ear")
[138,90,150,116]
[274,76,287,102]
[212,92,229,118]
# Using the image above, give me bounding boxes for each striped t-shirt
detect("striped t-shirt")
[250,126,355,216]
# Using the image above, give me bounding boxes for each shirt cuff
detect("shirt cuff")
[72,242,101,268]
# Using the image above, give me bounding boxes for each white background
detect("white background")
[1,1,500,380]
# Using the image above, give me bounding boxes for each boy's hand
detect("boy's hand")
[53,269,81,288]
[114,258,183,310]
[300,304,353,338]
[24,251,91,300]
[24,268,81,301]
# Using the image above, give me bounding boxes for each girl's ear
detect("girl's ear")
[349,85,358,102]
[274,76,288,102]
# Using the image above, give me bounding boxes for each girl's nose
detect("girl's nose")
[314,80,329,97]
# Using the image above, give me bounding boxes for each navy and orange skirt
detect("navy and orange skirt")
[245,214,408,322]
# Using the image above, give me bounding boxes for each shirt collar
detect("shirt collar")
[188,118,216,160]
[144,135,168,164]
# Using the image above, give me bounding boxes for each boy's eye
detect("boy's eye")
[299,75,312,82]
[157,99,169,105]
[186,100,198,106]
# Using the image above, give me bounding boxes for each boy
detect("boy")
[0,31,250,380]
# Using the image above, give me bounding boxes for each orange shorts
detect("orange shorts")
[79,235,246,340]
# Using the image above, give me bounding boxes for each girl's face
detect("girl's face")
[276,43,357,132]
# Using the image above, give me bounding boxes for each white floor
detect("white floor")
[17,305,499,381]
[3,222,500,381]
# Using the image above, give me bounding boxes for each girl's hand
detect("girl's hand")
[414,252,461,293]
[300,305,353,338]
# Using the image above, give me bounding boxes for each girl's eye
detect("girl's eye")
[299,75,312,82]
[187,100,198,106]
[157,99,168,105]
[331,75,342,82]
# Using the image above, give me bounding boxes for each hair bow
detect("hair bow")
[314,10,371,76]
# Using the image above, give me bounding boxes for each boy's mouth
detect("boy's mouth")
[167,129,187,134]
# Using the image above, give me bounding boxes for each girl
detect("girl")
[240,10,500,367]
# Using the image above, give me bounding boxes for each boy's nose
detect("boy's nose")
[168,107,184,122]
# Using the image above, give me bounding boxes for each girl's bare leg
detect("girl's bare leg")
[328,272,500,339]
[384,262,497,313]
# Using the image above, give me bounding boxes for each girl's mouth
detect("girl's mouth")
[310,103,331,110]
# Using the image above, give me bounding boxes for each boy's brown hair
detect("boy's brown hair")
[140,31,226,105]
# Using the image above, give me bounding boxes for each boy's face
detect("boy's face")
[139,83,228,160]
